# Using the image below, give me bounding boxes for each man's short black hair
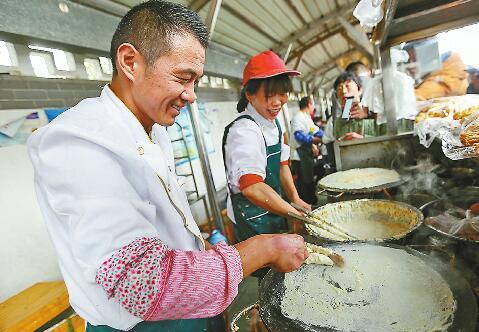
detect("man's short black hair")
[333,72,362,93]
[345,61,368,74]
[299,96,311,110]
[110,0,209,73]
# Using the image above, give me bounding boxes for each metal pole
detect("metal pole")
[188,102,224,231]
[205,0,222,40]
[380,48,398,135]
[373,41,382,74]
[283,43,293,63]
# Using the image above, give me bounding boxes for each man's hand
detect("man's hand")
[234,234,308,277]
[266,234,308,272]
[338,132,364,141]
[349,102,368,119]
[312,136,321,144]
[312,144,319,157]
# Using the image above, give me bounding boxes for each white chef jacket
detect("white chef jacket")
[224,103,290,222]
[28,85,204,330]
[289,111,319,161]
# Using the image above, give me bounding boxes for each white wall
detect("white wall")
[0,145,61,302]
[181,101,238,223]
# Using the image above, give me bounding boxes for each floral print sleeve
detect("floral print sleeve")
[95,237,243,320]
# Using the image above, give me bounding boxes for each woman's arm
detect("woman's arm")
[241,181,299,217]
[279,164,311,211]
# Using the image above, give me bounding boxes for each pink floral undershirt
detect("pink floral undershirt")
[95,237,243,320]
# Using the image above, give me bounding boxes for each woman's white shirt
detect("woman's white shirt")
[224,103,290,222]
[289,111,319,160]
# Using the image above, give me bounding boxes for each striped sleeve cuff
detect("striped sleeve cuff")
[145,241,243,320]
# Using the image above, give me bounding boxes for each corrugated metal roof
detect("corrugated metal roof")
[102,0,369,88]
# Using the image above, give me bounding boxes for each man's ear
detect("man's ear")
[116,43,142,82]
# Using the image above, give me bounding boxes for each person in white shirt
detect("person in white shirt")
[290,96,323,204]
[27,2,308,331]
[223,51,310,278]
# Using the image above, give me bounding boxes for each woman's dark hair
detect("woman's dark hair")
[237,74,293,112]
[333,72,362,93]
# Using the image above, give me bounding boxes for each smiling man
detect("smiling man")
[27,1,308,331]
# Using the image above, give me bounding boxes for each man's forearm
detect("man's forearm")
[234,235,271,277]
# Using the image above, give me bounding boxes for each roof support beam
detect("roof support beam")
[283,43,293,62]
[337,16,373,58]
[311,69,332,92]
[286,23,350,64]
[221,3,280,44]
[309,63,338,84]
[273,4,355,51]
[205,0,222,39]
[321,75,337,89]
[293,51,304,70]
[286,0,308,25]
[304,48,355,81]
[339,31,373,64]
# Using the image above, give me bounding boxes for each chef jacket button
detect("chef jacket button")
[137,146,144,155]
[167,183,172,192]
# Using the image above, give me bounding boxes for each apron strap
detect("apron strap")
[274,118,282,141]
[222,114,268,193]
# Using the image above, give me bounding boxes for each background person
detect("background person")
[404,38,469,100]
[290,96,323,205]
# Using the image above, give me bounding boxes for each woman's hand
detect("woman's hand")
[292,198,311,212]
[349,102,368,119]
[338,132,364,141]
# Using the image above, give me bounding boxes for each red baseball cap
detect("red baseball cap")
[242,50,301,86]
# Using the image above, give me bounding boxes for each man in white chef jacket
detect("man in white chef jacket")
[28,1,308,331]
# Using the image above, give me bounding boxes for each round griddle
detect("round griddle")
[317,168,404,194]
[305,199,423,243]
[259,243,477,332]
[422,197,479,244]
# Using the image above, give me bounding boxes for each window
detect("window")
[29,52,56,78]
[28,45,76,71]
[84,58,103,80]
[0,41,18,67]
[99,57,113,75]
[198,75,209,87]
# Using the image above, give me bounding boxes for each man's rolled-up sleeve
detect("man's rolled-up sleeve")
[30,126,243,320]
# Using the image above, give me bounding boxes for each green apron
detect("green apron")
[86,314,225,331]
[333,118,378,138]
[86,319,208,332]
[222,115,288,243]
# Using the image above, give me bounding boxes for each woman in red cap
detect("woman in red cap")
[223,51,311,274]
